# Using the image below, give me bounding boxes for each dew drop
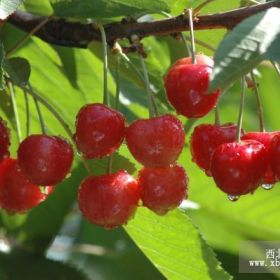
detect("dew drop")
[227,194,239,202]
[261,184,274,190]
[66,172,72,179]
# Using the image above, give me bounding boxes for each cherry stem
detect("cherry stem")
[184,118,197,136]
[7,81,22,142]
[115,53,121,111]
[27,83,47,134]
[187,9,196,64]
[97,23,109,107]
[17,83,92,174]
[23,89,30,137]
[161,11,191,56]
[6,16,52,58]
[139,54,156,118]
[250,70,265,132]
[214,103,221,125]
[271,60,280,78]
[236,77,246,143]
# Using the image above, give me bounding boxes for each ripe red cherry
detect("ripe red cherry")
[0,158,52,214]
[269,133,280,181]
[0,118,10,162]
[164,56,220,118]
[78,170,139,229]
[172,54,214,68]
[190,123,242,176]
[17,135,73,186]
[138,164,188,215]
[126,114,185,167]
[210,140,269,196]
[74,103,125,159]
[242,132,276,184]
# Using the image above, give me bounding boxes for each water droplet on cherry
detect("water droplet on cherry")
[227,194,239,202]
[261,184,274,190]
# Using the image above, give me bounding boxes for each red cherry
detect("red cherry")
[126,114,185,167]
[210,140,269,196]
[190,123,243,176]
[78,170,139,229]
[0,158,51,214]
[17,135,73,186]
[164,57,220,118]
[74,103,125,159]
[269,133,280,181]
[172,54,214,68]
[242,132,277,184]
[139,164,188,215]
[0,118,10,162]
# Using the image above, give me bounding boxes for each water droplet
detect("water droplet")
[66,172,72,179]
[227,194,239,202]
[261,184,274,190]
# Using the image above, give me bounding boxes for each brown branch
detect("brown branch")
[8,1,280,49]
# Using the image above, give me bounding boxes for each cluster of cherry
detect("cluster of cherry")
[75,104,188,229]
[0,119,73,213]
[165,54,280,200]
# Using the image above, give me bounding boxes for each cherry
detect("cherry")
[172,54,214,68]
[0,118,10,162]
[17,135,73,186]
[74,103,125,159]
[78,170,139,229]
[190,123,243,176]
[269,133,280,181]
[138,164,188,215]
[242,132,277,184]
[0,158,52,214]
[164,56,220,118]
[126,114,185,167]
[210,140,269,196]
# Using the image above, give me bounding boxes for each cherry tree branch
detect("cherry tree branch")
[8,1,280,49]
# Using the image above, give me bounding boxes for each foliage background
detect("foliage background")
[0,0,280,279]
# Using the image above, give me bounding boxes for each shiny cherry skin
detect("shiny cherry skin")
[210,140,269,196]
[164,56,220,118]
[172,54,214,68]
[190,123,243,176]
[242,131,277,184]
[78,170,139,229]
[18,135,73,186]
[0,158,52,214]
[138,164,188,215]
[269,133,280,181]
[0,118,10,162]
[126,114,185,168]
[74,103,125,159]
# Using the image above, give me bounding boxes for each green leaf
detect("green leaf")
[4,57,31,86]
[0,44,5,89]
[0,0,23,20]
[210,7,280,91]
[0,252,89,280]
[126,208,232,280]
[50,0,170,19]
